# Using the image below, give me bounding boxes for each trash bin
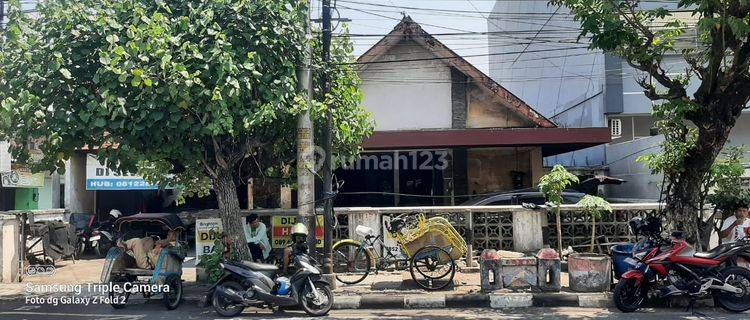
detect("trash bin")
[610,243,634,280]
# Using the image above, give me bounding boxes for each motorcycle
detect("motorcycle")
[89,220,115,258]
[207,250,333,317]
[615,219,750,313]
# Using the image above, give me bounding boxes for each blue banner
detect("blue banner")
[85,178,159,190]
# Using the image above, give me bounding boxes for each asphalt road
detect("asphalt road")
[0,297,749,320]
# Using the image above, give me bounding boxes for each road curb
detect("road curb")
[329,292,613,310]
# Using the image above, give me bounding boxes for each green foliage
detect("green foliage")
[197,230,237,283]
[0,0,372,193]
[576,195,613,220]
[539,165,579,205]
[551,1,750,245]
[636,100,699,175]
[707,146,749,213]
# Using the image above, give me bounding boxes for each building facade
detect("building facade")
[489,1,750,199]
[335,17,610,207]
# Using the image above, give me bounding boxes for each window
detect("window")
[610,118,622,138]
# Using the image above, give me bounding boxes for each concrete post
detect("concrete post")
[246,178,253,210]
[1,216,20,283]
[530,147,544,186]
[349,211,381,253]
[64,154,94,214]
[51,172,61,208]
[512,210,544,253]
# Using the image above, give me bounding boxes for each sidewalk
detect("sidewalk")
[1,257,197,299]
[0,260,715,311]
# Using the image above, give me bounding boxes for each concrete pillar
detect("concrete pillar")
[246,178,254,210]
[530,147,544,186]
[348,211,382,253]
[51,172,61,208]
[1,216,21,283]
[512,210,544,253]
[64,153,95,214]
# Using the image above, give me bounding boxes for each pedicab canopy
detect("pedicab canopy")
[114,213,185,232]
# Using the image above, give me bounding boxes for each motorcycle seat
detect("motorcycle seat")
[240,260,278,271]
[693,242,734,259]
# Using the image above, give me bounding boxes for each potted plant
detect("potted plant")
[538,165,579,254]
[576,195,613,253]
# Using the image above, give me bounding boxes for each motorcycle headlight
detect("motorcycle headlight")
[299,260,320,275]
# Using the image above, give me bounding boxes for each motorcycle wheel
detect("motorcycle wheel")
[95,239,113,258]
[715,266,750,313]
[212,281,245,317]
[74,239,85,259]
[299,281,333,316]
[613,278,646,313]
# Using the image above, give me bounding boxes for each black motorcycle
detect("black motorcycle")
[89,220,115,258]
[208,252,333,317]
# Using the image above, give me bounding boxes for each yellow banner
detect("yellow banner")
[271,215,324,248]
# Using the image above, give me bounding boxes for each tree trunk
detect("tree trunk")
[213,168,251,261]
[665,121,733,250]
[555,207,563,254]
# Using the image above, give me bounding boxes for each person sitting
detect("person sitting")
[118,230,177,269]
[244,214,270,262]
[720,205,750,244]
[283,222,310,274]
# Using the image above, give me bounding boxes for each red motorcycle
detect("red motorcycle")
[615,222,750,313]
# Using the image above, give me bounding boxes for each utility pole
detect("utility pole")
[296,0,316,249]
[320,0,334,276]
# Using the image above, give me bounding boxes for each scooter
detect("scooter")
[207,250,333,317]
[89,220,115,258]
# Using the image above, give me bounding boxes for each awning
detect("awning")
[362,127,611,156]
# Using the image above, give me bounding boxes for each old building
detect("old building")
[334,17,611,207]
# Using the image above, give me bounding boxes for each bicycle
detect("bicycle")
[332,212,465,290]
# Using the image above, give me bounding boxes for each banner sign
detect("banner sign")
[271,215,324,248]
[0,164,45,188]
[195,218,223,261]
[85,154,159,190]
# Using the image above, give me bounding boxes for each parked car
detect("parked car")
[459,189,586,206]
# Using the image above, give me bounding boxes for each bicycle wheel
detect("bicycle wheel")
[332,242,371,285]
[409,245,456,290]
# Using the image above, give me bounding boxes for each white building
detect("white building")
[489,1,750,199]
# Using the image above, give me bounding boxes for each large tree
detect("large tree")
[0,0,372,259]
[550,0,750,247]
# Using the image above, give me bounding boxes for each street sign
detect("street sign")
[85,154,162,190]
[195,218,223,262]
[271,215,324,248]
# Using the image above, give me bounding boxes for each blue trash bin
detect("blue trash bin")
[610,244,634,279]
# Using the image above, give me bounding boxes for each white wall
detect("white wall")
[489,1,607,166]
[605,135,665,199]
[359,40,453,131]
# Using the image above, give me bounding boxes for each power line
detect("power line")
[348,45,591,65]
[511,6,562,65]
